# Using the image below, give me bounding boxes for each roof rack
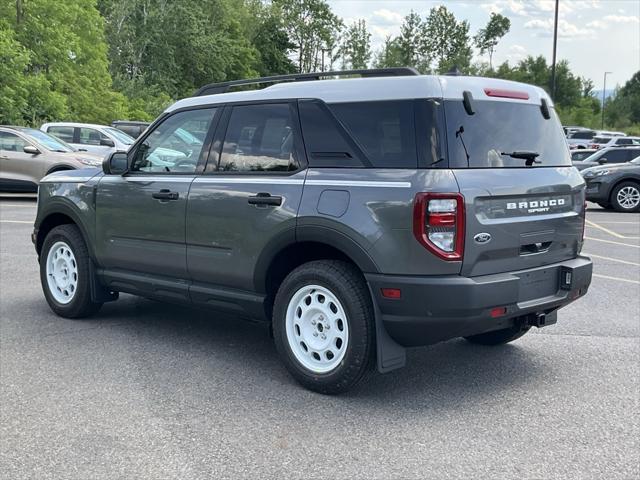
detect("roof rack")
[194,67,420,97]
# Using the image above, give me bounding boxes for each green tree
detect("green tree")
[396,11,429,70]
[249,1,297,76]
[372,36,405,68]
[474,13,510,70]
[339,19,371,69]
[274,0,342,73]
[423,6,472,73]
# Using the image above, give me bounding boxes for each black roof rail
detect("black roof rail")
[193,67,420,97]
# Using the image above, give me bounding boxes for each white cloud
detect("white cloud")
[524,18,593,38]
[603,14,640,24]
[586,20,607,29]
[372,8,404,26]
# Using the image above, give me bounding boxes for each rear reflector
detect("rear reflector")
[490,307,508,318]
[484,88,529,100]
[381,288,402,299]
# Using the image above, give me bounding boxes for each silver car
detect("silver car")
[40,122,135,157]
[0,126,103,192]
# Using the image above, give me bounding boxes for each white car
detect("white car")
[40,122,135,157]
[589,136,640,150]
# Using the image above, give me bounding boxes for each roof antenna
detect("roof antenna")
[445,66,463,76]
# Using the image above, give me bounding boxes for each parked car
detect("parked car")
[582,156,640,211]
[0,126,102,192]
[41,122,135,157]
[33,68,592,394]
[588,136,639,150]
[571,149,598,161]
[110,120,150,139]
[573,146,640,171]
[566,130,627,149]
[563,126,589,136]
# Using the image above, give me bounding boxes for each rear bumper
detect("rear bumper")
[366,256,592,347]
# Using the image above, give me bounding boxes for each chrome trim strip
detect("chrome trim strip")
[306,179,412,188]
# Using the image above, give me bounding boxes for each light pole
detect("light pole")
[602,71,612,129]
[550,0,559,100]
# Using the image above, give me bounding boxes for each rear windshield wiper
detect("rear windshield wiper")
[501,151,541,166]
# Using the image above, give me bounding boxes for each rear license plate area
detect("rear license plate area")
[517,268,559,302]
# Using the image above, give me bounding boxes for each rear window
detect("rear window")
[570,130,595,139]
[593,137,611,144]
[444,100,571,168]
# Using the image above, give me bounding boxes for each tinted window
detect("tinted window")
[79,128,106,146]
[616,138,633,145]
[593,137,611,144]
[445,100,571,168]
[219,104,298,172]
[571,131,595,139]
[572,150,595,161]
[602,149,632,163]
[0,132,27,152]
[329,100,417,168]
[131,108,216,173]
[48,126,74,143]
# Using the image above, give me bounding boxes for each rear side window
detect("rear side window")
[219,104,298,172]
[601,149,632,163]
[445,100,571,168]
[48,126,74,143]
[571,131,595,139]
[616,138,633,145]
[329,101,417,168]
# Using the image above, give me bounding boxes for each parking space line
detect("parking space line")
[585,219,637,239]
[584,236,640,249]
[596,221,640,225]
[584,253,640,267]
[0,220,33,224]
[593,273,640,285]
[0,204,36,208]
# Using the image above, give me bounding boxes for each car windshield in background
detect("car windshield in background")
[105,127,135,145]
[18,128,74,152]
[445,100,571,168]
[593,137,612,144]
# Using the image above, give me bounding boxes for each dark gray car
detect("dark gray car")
[32,69,592,393]
[583,156,640,211]
[573,146,640,171]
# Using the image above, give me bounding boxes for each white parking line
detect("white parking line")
[584,253,640,267]
[0,220,32,224]
[584,236,640,249]
[585,219,639,239]
[0,204,36,208]
[593,273,640,285]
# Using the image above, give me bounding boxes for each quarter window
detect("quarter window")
[219,104,298,172]
[48,126,75,143]
[131,108,216,173]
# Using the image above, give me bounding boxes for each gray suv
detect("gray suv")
[33,69,593,393]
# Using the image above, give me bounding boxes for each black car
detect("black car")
[573,146,640,171]
[582,156,640,211]
[110,120,150,139]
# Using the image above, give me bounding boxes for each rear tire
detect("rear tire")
[272,260,375,394]
[40,225,102,318]
[610,181,640,212]
[464,324,530,346]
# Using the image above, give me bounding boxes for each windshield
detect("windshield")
[104,127,135,145]
[593,137,612,144]
[18,128,74,152]
[444,100,571,168]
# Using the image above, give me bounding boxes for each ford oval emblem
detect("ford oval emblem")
[474,232,492,244]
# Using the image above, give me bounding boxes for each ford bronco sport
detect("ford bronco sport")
[33,68,592,394]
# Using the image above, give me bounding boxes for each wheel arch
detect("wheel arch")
[45,165,76,176]
[35,202,94,261]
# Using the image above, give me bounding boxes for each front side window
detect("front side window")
[79,128,107,146]
[219,104,298,172]
[602,150,631,163]
[131,108,216,173]
[18,128,74,152]
[0,132,27,152]
[48,126,74,143]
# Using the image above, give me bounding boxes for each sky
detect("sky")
[327,0,640,89]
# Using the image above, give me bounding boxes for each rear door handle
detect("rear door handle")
[152,189,179,201]
[248,192,282,206]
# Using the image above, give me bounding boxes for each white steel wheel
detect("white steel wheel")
[616,185,640,209]
[285,285,349,374]
[45,241,79,304]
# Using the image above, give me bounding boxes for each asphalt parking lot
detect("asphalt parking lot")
[1,196,638,479]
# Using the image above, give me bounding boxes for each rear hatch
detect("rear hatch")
[442,90,585,277]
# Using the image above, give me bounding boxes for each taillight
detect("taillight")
[413,193,465,261]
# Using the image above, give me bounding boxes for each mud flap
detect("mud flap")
[367,284,406,373]
[89,261,119,303]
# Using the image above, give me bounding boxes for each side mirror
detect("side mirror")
[598,158,608,164]
[100,138,115,148]
[23,145,40,155]
[103,151,128,175]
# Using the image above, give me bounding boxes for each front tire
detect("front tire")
[272,260,375,394]
[40,225,102,318]
[465,324,530,346]
[611,181,640,212]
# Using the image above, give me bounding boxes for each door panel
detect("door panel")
[0,132,44,187]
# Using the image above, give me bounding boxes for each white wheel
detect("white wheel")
[616,185,640,209]
[45,241,78,304]
[285,284,349,374]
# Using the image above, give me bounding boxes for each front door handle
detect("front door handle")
[248,192,282,206]
[152,189,179,201]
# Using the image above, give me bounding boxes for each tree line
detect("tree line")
[1,0,638,134]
